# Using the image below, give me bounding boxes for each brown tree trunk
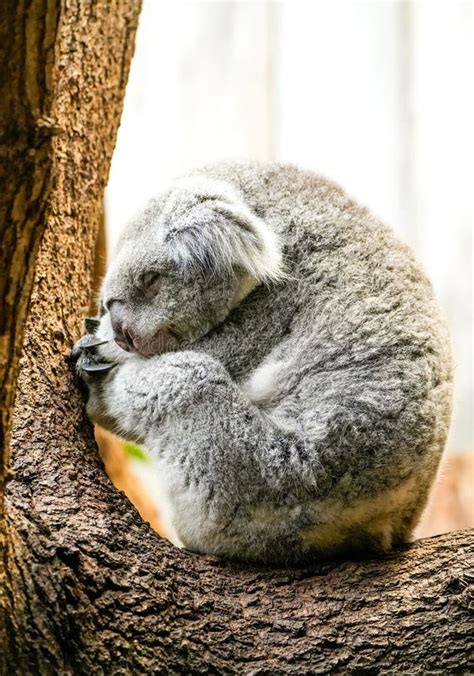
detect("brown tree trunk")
[1,2,473,674]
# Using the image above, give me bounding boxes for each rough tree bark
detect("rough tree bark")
[1,1,473,674]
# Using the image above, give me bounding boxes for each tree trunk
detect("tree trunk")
[1,2,473,674]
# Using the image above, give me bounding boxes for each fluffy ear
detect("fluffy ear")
[162,198,284,283]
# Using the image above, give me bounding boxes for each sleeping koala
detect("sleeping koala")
[73,163,453,564]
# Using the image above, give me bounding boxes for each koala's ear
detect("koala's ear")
[162,199,284,284]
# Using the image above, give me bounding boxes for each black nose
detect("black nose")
[109,300,134,351]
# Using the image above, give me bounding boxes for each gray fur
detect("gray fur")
[73,163,453,564]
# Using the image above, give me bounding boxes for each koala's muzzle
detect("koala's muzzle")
[109,300,177,356]
[109,300,133,352]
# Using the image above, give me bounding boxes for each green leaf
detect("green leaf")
[123,442,151,463]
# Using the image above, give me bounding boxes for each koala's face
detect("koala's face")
[101,241,245,356]
[100,176,282,357]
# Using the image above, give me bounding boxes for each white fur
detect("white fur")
[147,456,184,548]
[242,359,283,405]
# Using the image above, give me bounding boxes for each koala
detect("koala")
[72,163,453,564]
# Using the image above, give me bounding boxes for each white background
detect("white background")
[105,0,473,451]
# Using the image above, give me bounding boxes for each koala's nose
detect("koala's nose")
[109,300,134,352]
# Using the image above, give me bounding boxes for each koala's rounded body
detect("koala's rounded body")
[74,163,453,564]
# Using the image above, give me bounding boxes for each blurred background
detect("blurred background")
[100,0,473,540]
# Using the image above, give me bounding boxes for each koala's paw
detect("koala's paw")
[71,318,118,390]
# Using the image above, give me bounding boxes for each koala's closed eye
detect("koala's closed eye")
[142,271,161,297]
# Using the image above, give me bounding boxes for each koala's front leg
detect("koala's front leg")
[72,325,231,446]
[73,335,269,463]
[75,349,242,446]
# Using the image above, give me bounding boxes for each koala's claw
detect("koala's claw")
[84,317,101,334]
[80,359,117,375]
[71,332,117,380]
[81,339,108,353]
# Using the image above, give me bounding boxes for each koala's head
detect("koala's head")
[100,175,283,356]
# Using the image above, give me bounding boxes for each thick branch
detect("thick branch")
[4,503,474,673]
[1,0,141,665]
[0,0,61,517]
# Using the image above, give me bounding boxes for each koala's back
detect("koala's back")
[190,163,453,557]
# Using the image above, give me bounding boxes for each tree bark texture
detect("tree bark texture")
[1,1,473,674]
[0,0,60,513]
[0,0,142,667]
